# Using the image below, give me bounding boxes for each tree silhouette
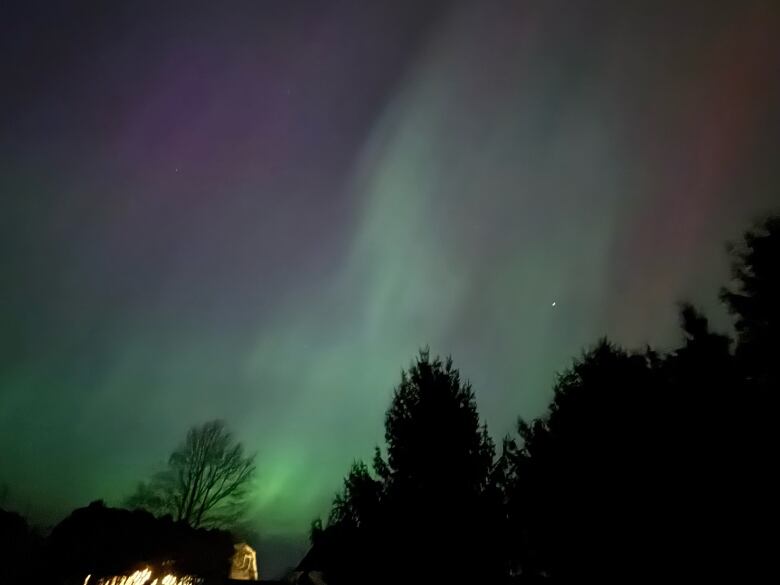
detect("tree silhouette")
[721,215,780,387]
[126,420,255,529]
[379,350,495,497]
[310,350,502,584]
[301,461,383,585]
[719,215,779,578]
[502,215,780,581]
[45,500,234,582]
[0,506,40,584]
[302,216,780,583]
[328,461,381,530]
[503,340,662,581]
[377,350,501,582]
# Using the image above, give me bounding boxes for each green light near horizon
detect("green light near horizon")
[1,3,778,572]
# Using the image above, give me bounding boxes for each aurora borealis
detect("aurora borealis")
[2,0,779,575]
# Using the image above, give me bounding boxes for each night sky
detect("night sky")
[2,0,779,576]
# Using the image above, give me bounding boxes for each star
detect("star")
[551,301,557,307]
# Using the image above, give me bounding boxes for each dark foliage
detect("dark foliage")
[307,214,778,583]
[721,216,780,385]
[375,351,503,583]
[3,214,775,583]
[502,216,779,581]
[0,507,42,583]
[308,350,503,584]
[502,328,743,581]
[45,500,234,582]
[719,216,779,577]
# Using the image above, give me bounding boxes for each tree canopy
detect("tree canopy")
[126,420,255,529]
[309,350,504,584]
[303,214,779,584]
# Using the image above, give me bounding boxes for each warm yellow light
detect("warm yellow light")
[93,568,197,585]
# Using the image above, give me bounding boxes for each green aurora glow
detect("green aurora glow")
[2,0,779,575]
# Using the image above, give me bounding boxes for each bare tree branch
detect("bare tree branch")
[125,420,256,529]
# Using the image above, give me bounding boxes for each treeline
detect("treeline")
[303,216,778,584]
[1,216,776,583]
[0,501,235,584]
[0,420,255,584]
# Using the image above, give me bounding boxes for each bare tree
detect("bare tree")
[127,420,256,528]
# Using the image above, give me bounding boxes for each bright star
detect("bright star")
[551,301,556,307]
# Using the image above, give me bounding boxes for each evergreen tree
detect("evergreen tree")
[721,215,780,387]
[719,215,779,577]
[315,350,501,584]
[375,349,499,583]
[504,340,659,581]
